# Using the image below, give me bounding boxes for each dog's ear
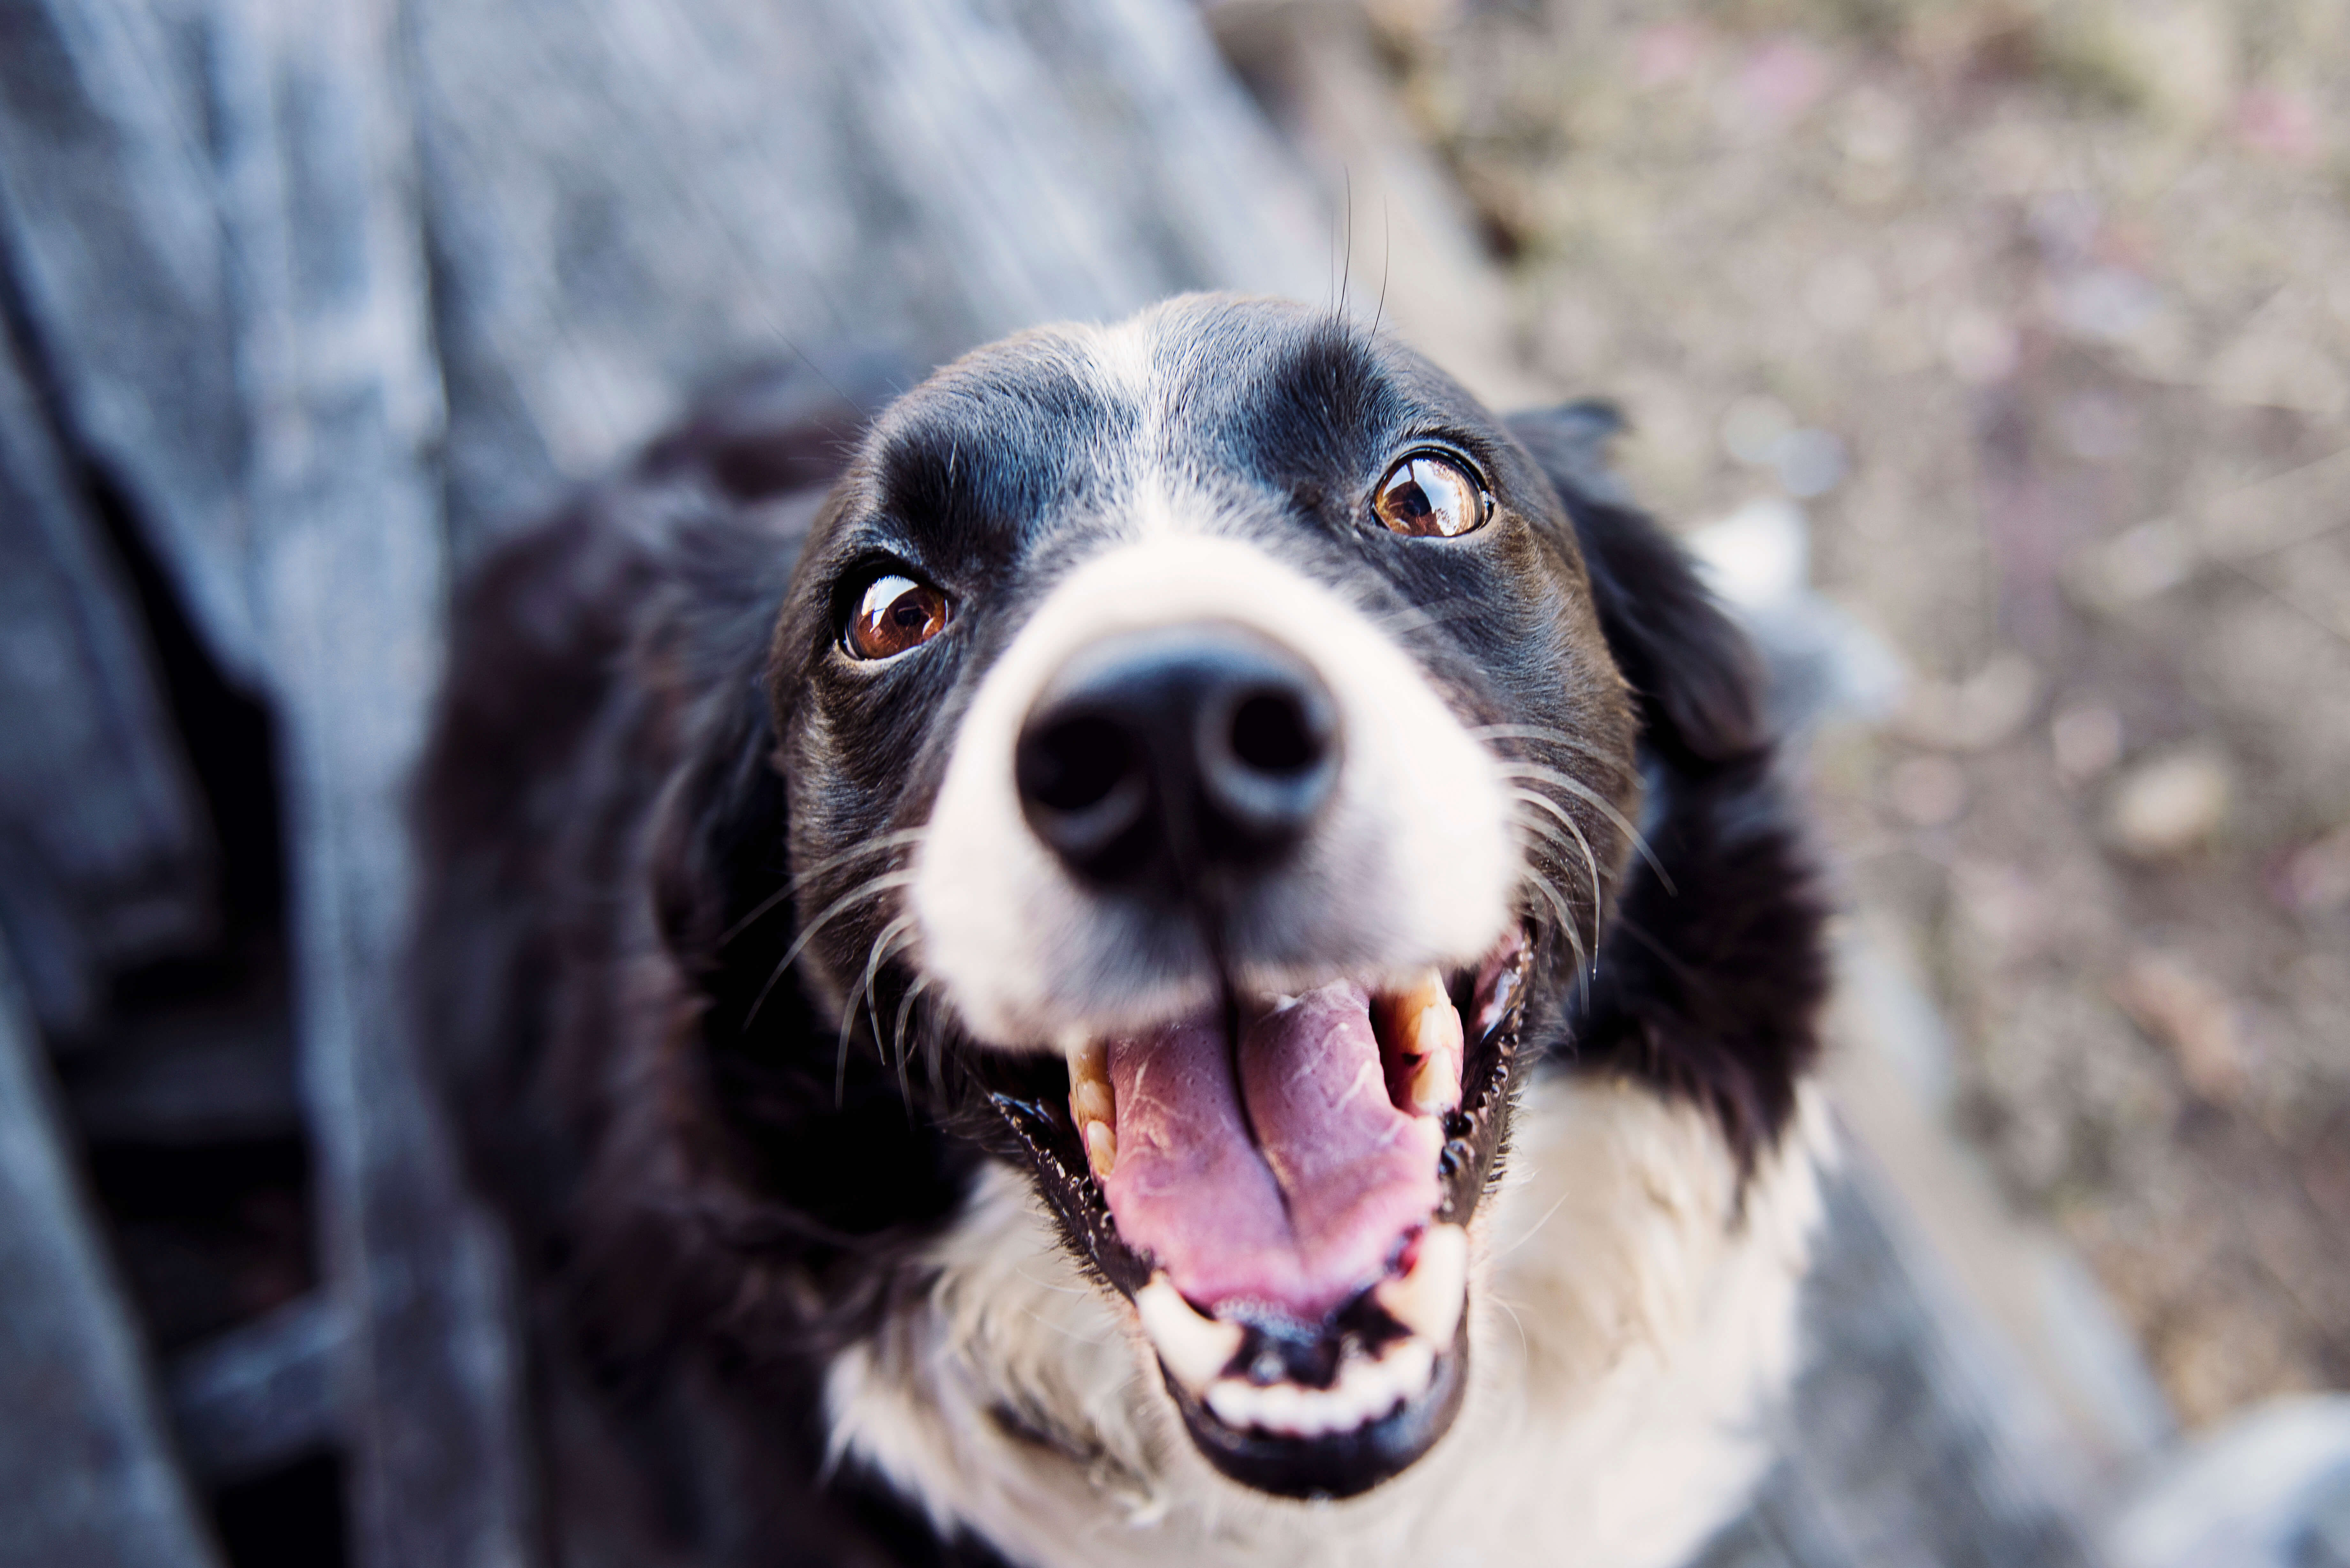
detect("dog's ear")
[1507,402,1762,766]
[1507,402,1824,1173]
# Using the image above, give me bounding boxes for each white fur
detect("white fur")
[827,1078,1834,1568]
[912,531,1519,1049]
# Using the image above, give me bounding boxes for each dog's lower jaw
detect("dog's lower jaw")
[824,1077,1835,1568]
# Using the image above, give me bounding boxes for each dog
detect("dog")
[416,293,1830,1568]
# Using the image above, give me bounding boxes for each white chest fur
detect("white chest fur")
[827,1077,1832,1568]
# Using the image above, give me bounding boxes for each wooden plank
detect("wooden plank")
[407,0,1330,544]
[1,0,540,1557]
[218,0,538,1562]
[1688,1166,2109,1568]
[0,0,263,685]
[1759,1162,2104,1568]
[0,323,214,1039]
[0,939,224,1568]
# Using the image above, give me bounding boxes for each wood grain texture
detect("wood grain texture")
[0,939,225,1568]
[408,0,1331,547]
[1691,1162,2105,1568]
[224,0,535,1561]
[0,322,213,1039]
[0,0,262,685]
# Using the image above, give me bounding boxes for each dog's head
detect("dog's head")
[759,294,1706,1499]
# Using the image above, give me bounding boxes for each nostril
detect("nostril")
[1198,671,1339,853]
[1229,689,1324,776]
[1020,714,1134,813]
[1018,625,1341,885]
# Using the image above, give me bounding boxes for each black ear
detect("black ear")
[1508,402,1762,766]
[1507,402,1827,1172]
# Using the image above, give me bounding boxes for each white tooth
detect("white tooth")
[1405,1049,1455,1117]
[1330,1371,1376,1430]
[1260,1381,1305,1430]
[1072,1076,1113,1128]
[1375,1222,1469,1348]
[1206,1378,1255,1429]
[1381,971,1463,1117]
[1407,984,1464,1062]
[1383,1338,1437,1399]
[1135,1275,1243,1391]
[1082,1120,1117,1178]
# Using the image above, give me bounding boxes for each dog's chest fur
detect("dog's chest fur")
[831,1079,1830,1568]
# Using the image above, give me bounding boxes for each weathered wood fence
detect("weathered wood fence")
[0,1,2113,1563]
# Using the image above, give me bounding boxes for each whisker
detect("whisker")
[1491,1291,1533,1367]
[1017,1302,1113,1347]
[1498,763,1675,894]
[923,1015,948,1104]
[891,974,935,1107]
[742,868,919,1031]
[1511,788,1604,960]
[1518,861,1590,998]
[719,826,926,949]
[1495,1187,1575,1261]
[838,913,918,1105]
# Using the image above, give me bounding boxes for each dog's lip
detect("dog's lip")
[1163,1310,1472,1500]
[979,932,1531,1493]
[984,934,1529,1293]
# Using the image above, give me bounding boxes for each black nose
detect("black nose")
[1015,626,1341,888]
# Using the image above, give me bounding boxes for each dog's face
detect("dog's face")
[765,295,1640,1499]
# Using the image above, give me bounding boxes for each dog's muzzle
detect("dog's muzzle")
[913,534,1525,1498]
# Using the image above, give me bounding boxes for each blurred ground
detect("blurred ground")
[1367,0,2350,1428]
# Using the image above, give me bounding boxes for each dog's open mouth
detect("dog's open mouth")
[985,930,1531,1498]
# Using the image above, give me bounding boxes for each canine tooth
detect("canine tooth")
[1380,971,1462,1116]
[1406,982,1463,1062]
[1375,1222,1468,1347]
[1071,1076,1113,1130]
[1083,1120,1117,1178]
[1066,1037,1115,1174]
[1405,1050,1454,1117]
[1135,1275,1242,1391]
[1065,1037,1109,1096]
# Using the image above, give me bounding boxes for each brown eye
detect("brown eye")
[1373,452,1490,539]
[847,573,951,660]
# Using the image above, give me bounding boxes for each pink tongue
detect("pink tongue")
[1100,981,1444,1323]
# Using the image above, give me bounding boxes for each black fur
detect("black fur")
[1512,403,1827,1170]
[415,304,1824,1564]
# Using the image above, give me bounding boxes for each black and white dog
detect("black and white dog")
[417,294,1829,1568]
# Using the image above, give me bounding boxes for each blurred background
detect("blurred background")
[0,1,2343,1566]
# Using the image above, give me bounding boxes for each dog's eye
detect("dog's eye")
[1373,452,1490,539]
[846,573,951,660]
